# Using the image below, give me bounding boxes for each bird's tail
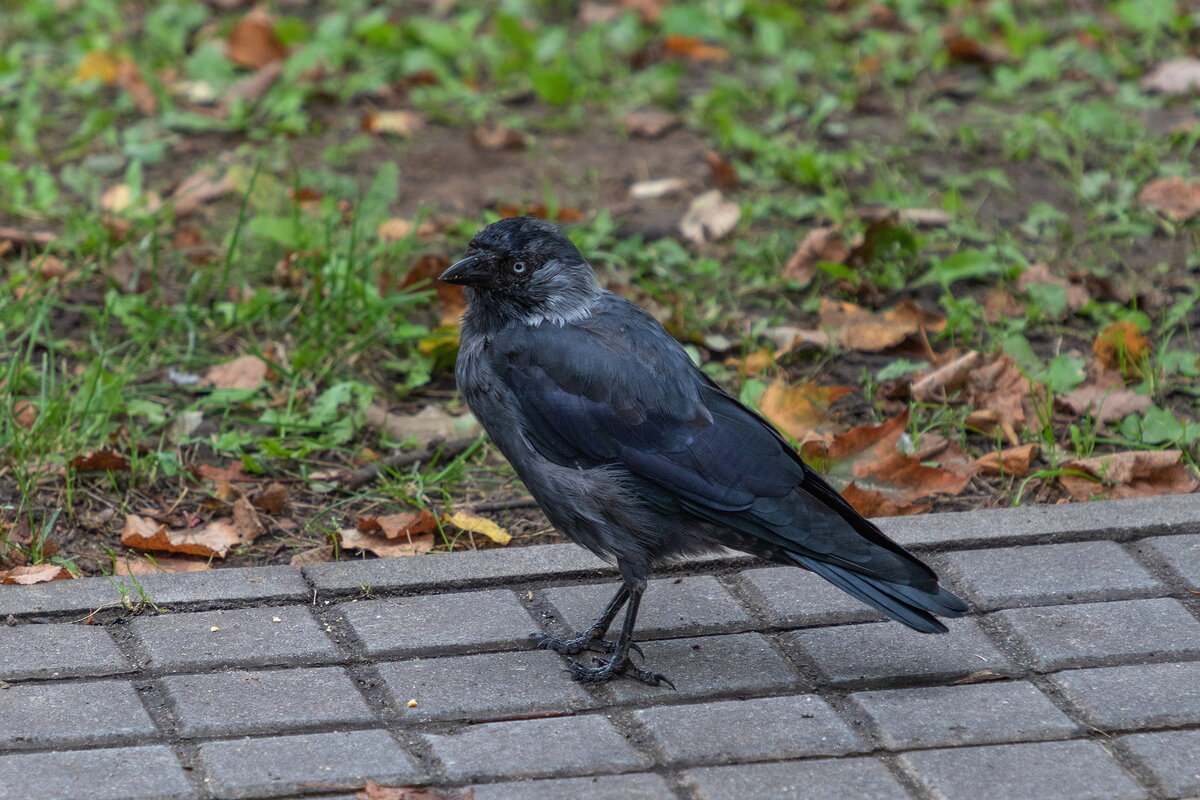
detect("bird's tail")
[789,554,969,634]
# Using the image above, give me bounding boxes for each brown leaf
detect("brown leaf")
[679,190,740,243]
[399,253,465,326]
[289,545,334,567]
[171,168,233,217]
[1017,263,1090,314]
[819,299,946,352]
[115,58,157,114]
[1139,177,1200,221]
[622,109,680,138]
[783,227,850,286]
[471,125,525,150]
[944,32,1008,66]
[911,351,982,402]
[724,347,775,377]
[252,482,289,515]
[70,450,130,472]
[340,528,435,558]
[226,8,288,69]
[974,443,1039,477]
[194,462,251,483]
[855,449,974,500]
[802,410,910,469]
[664,34,729,62]
[363,110,426,137]
[356,782,474,800]
[364,403,480,445]
[1093,321,1149,375]
[760,381,854,444]
[0,564,73,585]
[703,151,739,189]
[951,669,1007,685]
[1061,450,1199,501]
[1142,58,1200,95]
[221,59,284,113]
[112,555,211,575]
[840,483,928,517]
[121,514,240,558]
[232,497,265,541]
[965,355,1029,445]
[357,510,437,540]
[1058,384,1151,426]
[201,355,269,390]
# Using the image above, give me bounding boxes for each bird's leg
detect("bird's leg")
[532,584,636,655]
[565,579,673,688]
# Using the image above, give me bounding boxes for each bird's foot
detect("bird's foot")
[565,654,674,689]
[531,631,642,658]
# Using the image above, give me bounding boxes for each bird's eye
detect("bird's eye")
[512,261,526,274]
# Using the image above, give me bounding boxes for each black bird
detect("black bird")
[441,217,968,686]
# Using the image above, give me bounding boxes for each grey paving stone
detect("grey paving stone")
[736,566,886,627]
[900,740,1147,800]
[851,681,1077,749]
[129,605,339,672]
[376,650,596,723]
[604,633,802,703]
[939,541,1164,610]
[338,590,534,657]
[878,493,1200,549]
[996,598,1200,670]
[196,730,421,800]
[425,715,652,782]
[1121,730,1200,798]
[0,623,131,680]
[0,575,134,617]
[1145,534,1200,584]
[471,773,675,800]
[544,576,751,638]
[0,745,196,800]
[160,666,376,737]
[637,694,865,762]
[1051,662,1200,728]
[0,680,157,749]
[686,757,910,800]
[305,543,611,593]
[787,618,1015,685]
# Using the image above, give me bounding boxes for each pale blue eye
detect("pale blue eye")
[513,261,526,273]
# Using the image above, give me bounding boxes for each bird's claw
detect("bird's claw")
[564,655,674,688]
[531,632,642,658]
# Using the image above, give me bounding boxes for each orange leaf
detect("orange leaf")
[1061,450,1199,501]
[759,381,853,444]
[664,34,729,62]
[362,111,426,137]
[340,528,434,558]
[226,9,288,69]
[1139,177,1200,221]
[201,355,270,390]
[840,483,928,517]
[819,299,946,352]
[121,514,239,558]
[1093,321,1149,375]
[356,510,437,540]
[783,227,850,286]
[70,450,130,472]
[974,443,1039,477]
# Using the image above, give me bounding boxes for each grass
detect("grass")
[1,0,1199,577]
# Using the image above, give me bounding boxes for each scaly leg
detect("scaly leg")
[565,579,672,688]
[532,583,641,656]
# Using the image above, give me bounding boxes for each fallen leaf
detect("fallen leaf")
[357,510,437,540]
[783,226,851,286]
[471,125,525,150]
[1142,58,1200,95]
[857,207,952,227]
[1017,263,1090,314]
[75,51,120,84]
[1093,321,1149,375]
[377,218,415,241]
[399,253,465,326]
[0,564,73,585]
[444,511,511,545]
[704,151,739,189]
[365,404,480,445]
[679,190,740,243]
[974,443,1039,477]
[911,351,982,403]
[356,782,474,800]
[965,355,1030,445]
[226,8,288,69]
[70,450,131,472]
[115,58,157,114]
[1139,177,1200,221]
[363,110,426,137]
[1060,450,1199,500]
[664,34,729,62]
[622,109,680,138]
[840,483,928,517]
[201,355,269,390]
[112,555,210,575]
[221,59,284,113]
[944,32,1008,65]
[101,184,162,216]
[1058,384,1151,426]
[252,483,289,515]
[819,299,946,352]
[194,462,251,483]
[232,497,265,541]
[121,514,241,558]
[289,545,334,567]
[724,347,775,377]
[759,380,854,444]
[171,168,233,217]
[629,177,688,200]
[951,669,1007,685]
[340,528,435,558]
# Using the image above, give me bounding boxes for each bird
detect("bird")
[441,216,968,686]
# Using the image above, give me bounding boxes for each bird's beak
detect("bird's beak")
[439,255,485,286]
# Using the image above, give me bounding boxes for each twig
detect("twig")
[341,436,478,490]
[470,496,541,513]
[0,227,56,247]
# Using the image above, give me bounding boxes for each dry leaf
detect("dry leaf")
[194,461,250,483]
[1139,177,1200,221]
[112,555,210,575]
[356,781,474,800]
[399,253,465,326]
[704,150,739,189]
[1060,450,1199,501]
[944,32,1008,65]
[840,483,928,517]
[201,355,269,390]
[951,669,1007,685]
[622,109,680,138]
[911,351,982,402]
[115,58,157,114]
[471,125,525,150]
[965,355,1029,445]
[363,110,426,137]
[974,444,1039,477]
[783,226,851,286]
[70,450,131,472]
[819,299,946,352]
[232,497,265,541]
[121,514,240,558]
[679,190,740,243]
[357,510,437,540]
[340,528,435,558]
[1093,321,1149,374]
[1017,263,1090,314]
[290,545,334,567]
[629,177,688,200]
[1142,58,1200,95]
[724,347,775,377]
[759,381,854,444]
[222,59,284,113]
[226,8,287,69]
[664,34,729,62]
[75,51,120,84]
[252,482,289,515]
[365,403,480,445]
[445,511,511,545]
[171,168,233,217]
[0,564,73,585]
[1058,384,1151,426]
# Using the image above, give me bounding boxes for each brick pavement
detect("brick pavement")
[0,493,1198,800]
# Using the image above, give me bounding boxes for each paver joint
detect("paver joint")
[0,495,1197,799]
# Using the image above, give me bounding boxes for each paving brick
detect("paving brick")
[686,757,910,800]
[112,566,309,607]
[544,576,751,638]
[160,666,376,737]
[0,680,157,749]
[305,543,611,593]
[996,598,1200,670]
[425,715,652,782]
[197,730,421,800]
[1050,662,1200,728]
[604,633,802,703]
[900,740,1147,800]
[0,623,131,680]
[1121,730,1200,798]
[1144,534,1200,584]
[0,575,134,617]
[338,590,534,657]
[735,566,886,627]
[376,650,596,722]
[471,773,676,800]
[637,694,865,762]
[939,541,1164,610]
[851,681,1076,749]
[787,618,1015,685]
[129,606,339,672]
[0,745,196,800]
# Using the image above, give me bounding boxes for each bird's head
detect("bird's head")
[439,216,599,325]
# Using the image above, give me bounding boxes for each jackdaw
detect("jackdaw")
[441,216,968,686]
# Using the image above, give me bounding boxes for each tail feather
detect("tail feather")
[792,555,969,634]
